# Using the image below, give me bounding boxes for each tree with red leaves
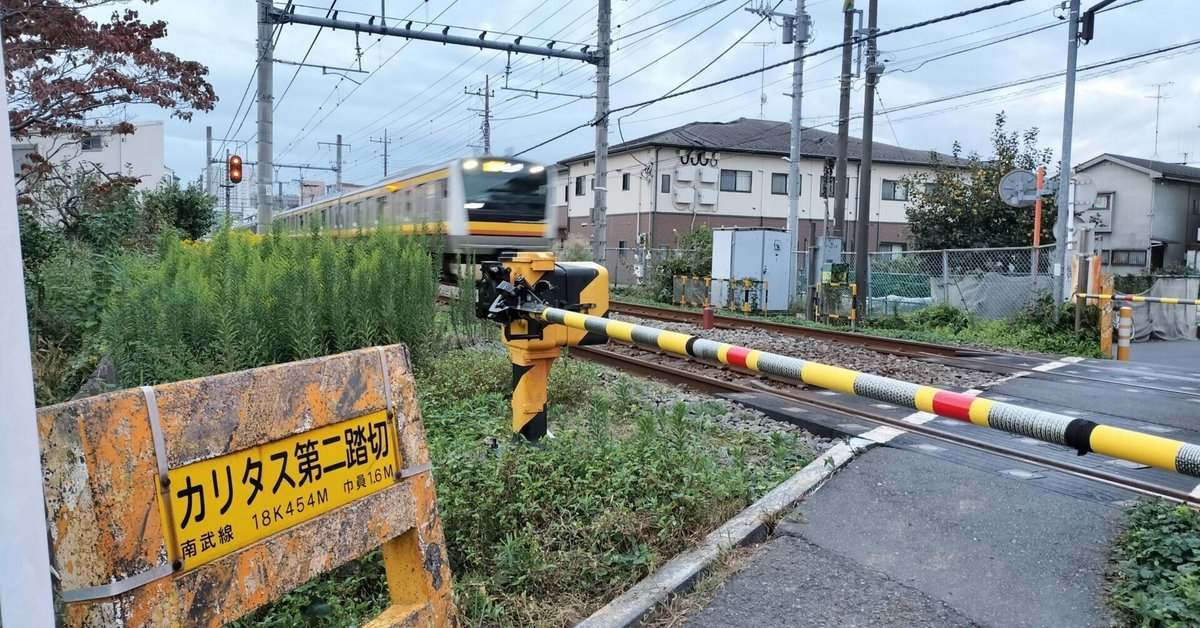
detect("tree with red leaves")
[2,0,217,140]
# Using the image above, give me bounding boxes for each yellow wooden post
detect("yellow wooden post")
[1099,274,1113,356]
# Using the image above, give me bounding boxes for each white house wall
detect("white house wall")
[23,121,170,192]
[562,149,932,249]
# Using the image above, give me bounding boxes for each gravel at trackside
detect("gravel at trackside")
[611,314,999,391]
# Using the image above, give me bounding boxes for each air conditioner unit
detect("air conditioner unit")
[673,188,695,205]
[698,167,719,184]
[675,166,696,182]
[698,188,718,206]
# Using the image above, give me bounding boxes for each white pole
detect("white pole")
[0,38,57,626]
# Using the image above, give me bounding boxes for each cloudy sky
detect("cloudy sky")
[124,0,1199,195]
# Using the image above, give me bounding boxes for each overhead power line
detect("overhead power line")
[516,0,1033,155]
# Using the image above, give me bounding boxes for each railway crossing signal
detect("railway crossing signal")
[227,155,243,184]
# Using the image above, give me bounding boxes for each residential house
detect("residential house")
[557,117,955,259]
[13,120,175,191]
[1074,154,1200,272]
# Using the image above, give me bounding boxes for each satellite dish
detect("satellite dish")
[998,170,1037,208]
[1071,173,1098,210]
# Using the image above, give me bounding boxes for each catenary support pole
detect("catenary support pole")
[336,134,343,192]
[593,0,611,268]
[832,4,854,240]
[1054,0,1081,313]
[785,0,808,306]
[205,125,213,198]
[853,0,879,320]
[256,0,275,234]
[534,305,1200,477]
[0,38,56,625]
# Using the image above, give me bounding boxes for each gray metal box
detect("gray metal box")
[711,228,790,311]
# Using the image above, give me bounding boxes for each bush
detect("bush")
[102,227,439,386]
[650,225,712,302]
[1110,500,1200,627]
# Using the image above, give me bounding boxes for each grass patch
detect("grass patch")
[1110,500,1200,627]
[238,348,818,627]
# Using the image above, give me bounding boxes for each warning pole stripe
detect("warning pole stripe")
[1075,293,1200,306]
[536,306,1200,478]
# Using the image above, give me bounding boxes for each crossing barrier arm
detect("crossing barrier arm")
[524,303,1200,478]
[1075,293,1200,306]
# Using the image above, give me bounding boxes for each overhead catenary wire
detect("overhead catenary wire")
[517,0,1034,155]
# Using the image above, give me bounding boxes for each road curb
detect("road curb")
[577,437,876,627]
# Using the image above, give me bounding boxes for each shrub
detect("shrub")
[1110,500,1200,627]
[102,227,438,386]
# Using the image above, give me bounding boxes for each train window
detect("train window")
[405,189,413,217]
[377,197,387,225]
[320,208,327,227]
[354,201,363,227]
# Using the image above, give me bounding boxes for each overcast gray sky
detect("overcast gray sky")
[127,0,1199,192]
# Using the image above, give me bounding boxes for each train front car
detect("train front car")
[449,157,554,258]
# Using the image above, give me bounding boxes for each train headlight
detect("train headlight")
[464,202,485,209]
[529,165,545,174]
[463,159,479,170]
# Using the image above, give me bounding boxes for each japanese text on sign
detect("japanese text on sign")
[159,410,398,569]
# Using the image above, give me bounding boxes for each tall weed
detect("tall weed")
[102,228,438,386]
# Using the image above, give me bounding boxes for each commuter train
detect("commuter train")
[276,157,555,258]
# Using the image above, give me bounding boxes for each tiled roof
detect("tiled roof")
[1101,154,1200,183]
[563,117,957,165]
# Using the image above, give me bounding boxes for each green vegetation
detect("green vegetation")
[1110,500,1200,627]
[1113,267,1200,295]
[903,112,1057,251]
[236,349,817,626]
[865,300,1104,357]
[637,224,713,302]
[102,228,437,386]
[22,169,216,405]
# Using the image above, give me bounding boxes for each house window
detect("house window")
[81,135,103,151]
[590,177,594,190]
[564,185,569,203]
[771,173,789,195]
[660,174,670,193]
[720,169,752,193]
[618,240,627,256]
[622,173,631,191]
[1094,192,1114,210]
[575,176,585,196]
[881,179,907,201]
[1107,249,1147,266]
[879,242,907,259]
[923,182,936,195]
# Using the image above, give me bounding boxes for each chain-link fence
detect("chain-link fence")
[599,244,1055,320]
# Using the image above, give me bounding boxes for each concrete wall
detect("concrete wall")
[1152,180,1197,267]
[561,148,930,250]
[20,121,171,191]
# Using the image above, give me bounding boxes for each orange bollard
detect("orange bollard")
[1116,306,1132,361]
[701,305,714,330]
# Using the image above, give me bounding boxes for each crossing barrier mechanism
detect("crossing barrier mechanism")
[1075,293,1200,306]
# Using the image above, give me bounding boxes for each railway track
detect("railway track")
[570,341,1199,506]
[607,300,1200,401]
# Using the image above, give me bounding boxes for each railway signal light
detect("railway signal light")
[228,155,243,184]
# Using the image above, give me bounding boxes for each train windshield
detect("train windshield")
[462,160,546,222]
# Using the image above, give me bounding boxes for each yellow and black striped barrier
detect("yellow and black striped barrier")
[1076,293,1200,306]
[531,304,1200,478]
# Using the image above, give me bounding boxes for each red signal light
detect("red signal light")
[228,155,243,184]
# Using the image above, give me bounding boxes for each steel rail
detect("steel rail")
[570,342,1200,507]
[610,299,1200,400]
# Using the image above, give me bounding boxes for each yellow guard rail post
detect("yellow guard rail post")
[38,344,454,626]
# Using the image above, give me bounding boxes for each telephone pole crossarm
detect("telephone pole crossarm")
[266,7,601,64]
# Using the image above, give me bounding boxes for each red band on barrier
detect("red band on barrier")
[725,345,751,368]
[931,390,975,421]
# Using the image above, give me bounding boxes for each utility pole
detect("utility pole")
[205,125,213,197]
[319,135,349,192]
[465,76,493,154]
[1053,0,1080,312]
[255,0,274,234]
[371,129,392,177]
[593,0,611,268]
[1147,82,1173,158]
[832,5,855,240]
[750,0,808,299]
[853,0,880,320]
